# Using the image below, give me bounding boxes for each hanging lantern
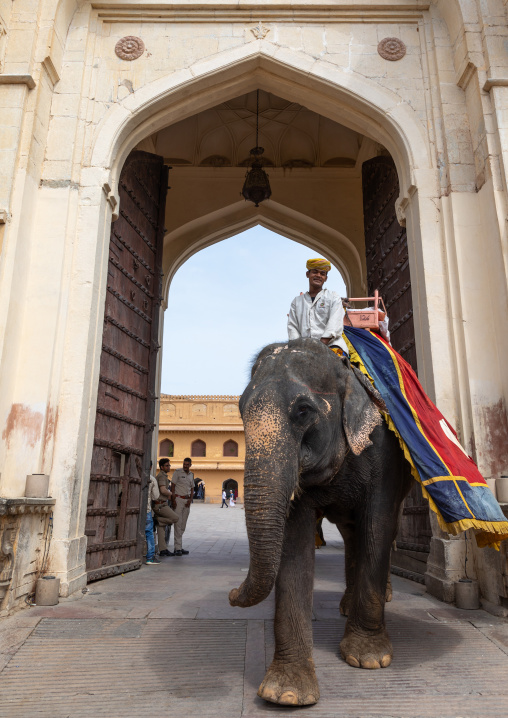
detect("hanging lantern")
[241,91,272,207]
[241,147,272,207]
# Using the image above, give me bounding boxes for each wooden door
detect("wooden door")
[85,151,168,582]
[362,156,431,582]
[362,156,417,372]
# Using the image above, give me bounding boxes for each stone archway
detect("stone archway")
[44,45,456,597]
[86,46,439,389]
[93,59,431,582]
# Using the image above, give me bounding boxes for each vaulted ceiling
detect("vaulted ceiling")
[150,90,366,169]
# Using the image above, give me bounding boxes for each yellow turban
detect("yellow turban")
[306,258,331,272]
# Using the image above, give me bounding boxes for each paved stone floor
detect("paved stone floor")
[1,505,508,717]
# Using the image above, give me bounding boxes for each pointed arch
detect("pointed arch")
[159,438,174,458]
[191,439,206,458]
[223,440,239,458]
[89,43,433,213]
[161,199,364,300]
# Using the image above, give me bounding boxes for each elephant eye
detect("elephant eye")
[296,404,312,418]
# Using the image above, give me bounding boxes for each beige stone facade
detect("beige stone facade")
[158,395,244,502]
[0,1,508,614]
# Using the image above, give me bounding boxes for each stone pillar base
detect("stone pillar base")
[0,497,56,616]
[424,534,466,604]
[60,571,87,598]
[425,571,456,603]
[481,597,508,618]
[50,535,88,597]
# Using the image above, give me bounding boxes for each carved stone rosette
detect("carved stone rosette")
[115,36,145,61]
[378,37,407,62]
[250,22,270,40]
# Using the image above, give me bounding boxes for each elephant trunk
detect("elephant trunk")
[229,458,297,608]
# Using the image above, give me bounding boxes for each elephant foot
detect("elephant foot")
[258,659,320,706]
[340,627,393,670]
[385,579,393,603]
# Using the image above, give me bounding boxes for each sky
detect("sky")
[161,226,346,396]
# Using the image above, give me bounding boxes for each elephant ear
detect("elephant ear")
[342,367,384,456]
[350,365,387,413]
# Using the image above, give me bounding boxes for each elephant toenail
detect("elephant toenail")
[259,687,278,703]
[381,654,392,667]
[346,655,360,668]
[361,659,381,669]
[279,691,298,705]
[303,694,318,705]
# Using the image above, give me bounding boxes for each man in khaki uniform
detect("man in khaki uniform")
[170,457,195,556]
[154,458,179,557]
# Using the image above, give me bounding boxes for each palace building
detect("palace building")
[1,1,508,617]
[158,395,244,502]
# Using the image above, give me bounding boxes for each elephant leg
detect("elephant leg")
[386,566,393,603]
[339,498,397,670]
[335,514,356,617]
[258,499,319,706]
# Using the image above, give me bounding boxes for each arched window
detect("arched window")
[191,439,206,457]
[223,478,239,501]
[159,438,174,457]
[192,403,207,416]
[223,403,239,416]
[223,439,238,457]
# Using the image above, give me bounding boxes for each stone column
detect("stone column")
[425,512,466,603]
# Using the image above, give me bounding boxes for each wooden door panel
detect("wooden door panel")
[99,355,147,398]
[86,151,168,582]
[363,156,417,373]
[96,382,146,423]
[362,156,431,579]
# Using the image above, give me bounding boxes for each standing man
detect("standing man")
[154,458,179,557]
[145,462,161,565]
[170,457,195,556]
[287,258,348,356]
[220,488,228,508]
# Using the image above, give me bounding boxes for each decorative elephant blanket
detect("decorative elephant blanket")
[344,326,508,549]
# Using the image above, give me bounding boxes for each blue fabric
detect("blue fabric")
[343,326,508,547]
[145,512,155,560]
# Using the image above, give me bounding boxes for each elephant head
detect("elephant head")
[229,338,385,608]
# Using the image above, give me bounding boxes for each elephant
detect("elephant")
[229,337,413,706]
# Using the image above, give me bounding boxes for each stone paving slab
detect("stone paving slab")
[1,505,507,717]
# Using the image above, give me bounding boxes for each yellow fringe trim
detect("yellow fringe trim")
[344,336,508,550]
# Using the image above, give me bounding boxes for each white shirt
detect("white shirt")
[288,289,349,354]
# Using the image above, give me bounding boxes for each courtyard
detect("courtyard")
[0,504,507,718]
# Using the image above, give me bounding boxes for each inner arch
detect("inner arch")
[161,201,363,302]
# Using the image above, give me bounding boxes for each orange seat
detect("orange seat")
[342,290,386,331]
